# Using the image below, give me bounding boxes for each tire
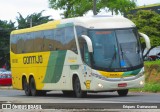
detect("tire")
[23,78,31,96]
[117,89,129,96]
[62,91,74,96]
[30,78,37,96]
[37,90,47,96]
[73,77,87,98]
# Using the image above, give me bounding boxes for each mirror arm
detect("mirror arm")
[81,35,93,52]
[139,32,151,50]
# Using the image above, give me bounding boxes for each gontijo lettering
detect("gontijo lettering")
[23,55,43,64]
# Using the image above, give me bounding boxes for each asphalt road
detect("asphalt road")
[0,88,160,111]
[0,89,160,103]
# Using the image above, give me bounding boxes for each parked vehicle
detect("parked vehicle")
[144,55,160,61]
[0,68,12,86]
[144,46,160,61]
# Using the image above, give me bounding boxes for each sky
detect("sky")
[0,0,159,23]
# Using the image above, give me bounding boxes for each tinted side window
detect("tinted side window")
[43,30,55,51]
[34,31,44,52]
[24,33,34,53]
[55,28,65,50]
[11,35,18,53]
[11,26,79,53]
[65,27,77,53]
[76,26,87,38]
[17,34,25,53]
[76,26,87,56]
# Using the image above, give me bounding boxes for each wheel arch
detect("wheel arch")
[29,74,34,84]
[22,74,27,90]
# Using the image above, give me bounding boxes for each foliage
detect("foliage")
[128,10,160,47]
[131,83,160,93]
[0,20,15,67]
[131,62,160,93]
[144,83,160,93]
[144,60,160,66]
[48,0,92,18]
[102,0,136,15]
[48,0,136,18]
[17,10,53,29]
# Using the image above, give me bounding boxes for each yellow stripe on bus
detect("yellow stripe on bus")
[98,70,123,78]
[11,20,61,35]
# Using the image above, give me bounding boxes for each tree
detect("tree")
[128,10,160,58]
[105,0,136,15]
[16,10,53,29]
[128,10,160,47]
[48,0,136,18]
[0,20,15,68]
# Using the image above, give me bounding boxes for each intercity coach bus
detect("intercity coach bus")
[10,16,150,98]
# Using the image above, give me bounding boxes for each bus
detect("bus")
[10,16,150,98]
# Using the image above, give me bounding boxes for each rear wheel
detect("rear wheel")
[23,78,31,96]
[30,77,37,96]
[73,77,87,98]
[117,89,128,96]
[30,78,46,96]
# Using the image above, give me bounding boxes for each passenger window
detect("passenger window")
[34,31,44,52]
[65,27,77,53]
[17,35,25,53]
[55,28,65,50]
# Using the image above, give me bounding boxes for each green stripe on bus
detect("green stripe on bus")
[122,68,141,77]
[43,51,67,83]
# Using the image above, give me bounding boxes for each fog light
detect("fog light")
[140,81,144,85]
[98,83,103,88]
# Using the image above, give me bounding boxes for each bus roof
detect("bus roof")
[11,15,136,35]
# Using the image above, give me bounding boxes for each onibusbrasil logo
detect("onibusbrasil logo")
[2,103,42,110]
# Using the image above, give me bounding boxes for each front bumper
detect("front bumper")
[89,75,144,91]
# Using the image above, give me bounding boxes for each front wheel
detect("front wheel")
[117,89,128,96]
[73,77,87,98]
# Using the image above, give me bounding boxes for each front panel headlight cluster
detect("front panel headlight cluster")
[92,73,106,81]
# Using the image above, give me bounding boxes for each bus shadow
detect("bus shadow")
[43,92,140,99]
[17,91,142,99]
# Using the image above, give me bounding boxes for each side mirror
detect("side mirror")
[81,35,93,52]
[139,32,151,50]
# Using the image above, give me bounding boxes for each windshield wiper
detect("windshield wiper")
[120,44,133,67]
[109,45,117,68]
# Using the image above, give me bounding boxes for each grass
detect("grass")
[144,60,160,66]
[131,60,160,93]
[131,83,160,93]
[144,83,160,92]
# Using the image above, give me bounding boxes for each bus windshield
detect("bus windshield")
[89,28,143,71]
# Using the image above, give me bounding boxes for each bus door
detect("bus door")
[81,42,92,90]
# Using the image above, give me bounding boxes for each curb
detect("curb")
[0,86,12,89]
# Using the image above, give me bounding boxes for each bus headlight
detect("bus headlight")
[98,83,103,88]
[140,81,144,85]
